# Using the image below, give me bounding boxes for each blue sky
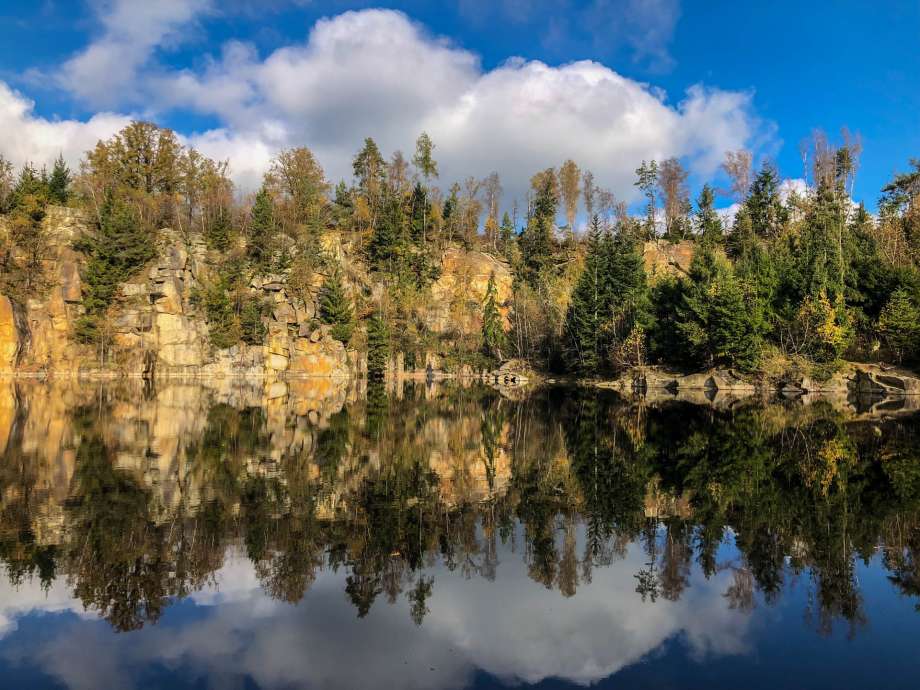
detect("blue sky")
[0,0,918,211]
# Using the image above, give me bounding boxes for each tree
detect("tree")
[75,193,155,347]
[482,172,502,249]
[353,138,386,224]
[559,159,580,237]
[481,273,506,361]
[48,154,71,204]
[745,163,786,238]
[319,269,355,344]
[658,157,690,241]
[248,185,275,268]
[695,184,723,245]
[877,289,920,363]
[412,132,438,182]
[634,160,659,238]
[564,217,607,374]
[367,313,390,379]
[673,246,764,371]
[520,169,558,285]
[268,147,329,230]
[0,154,12,211]
[722,149,753,201]
[369,194,406,272]
[412,133,438,246]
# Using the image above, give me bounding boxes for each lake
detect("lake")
[0,378,918,689]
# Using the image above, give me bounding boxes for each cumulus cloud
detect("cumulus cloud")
[0,537,752,689]
[0,81,130,170]
[144,9,763,203]
[59,0,214,106]
[8,6,767,207]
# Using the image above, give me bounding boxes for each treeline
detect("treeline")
[2,123,919,375]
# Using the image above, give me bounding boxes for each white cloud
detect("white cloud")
[7,7,767,208]
[59,0,214,106]
[144,9,764,203]
[0,535,752,689]
[0,82,130,170]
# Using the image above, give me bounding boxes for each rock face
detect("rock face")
[643,240,694,283]
[0,296,20,372]
[422,246,513,335]
[1,207,350,379]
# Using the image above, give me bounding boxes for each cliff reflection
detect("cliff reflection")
[1,378,920,638]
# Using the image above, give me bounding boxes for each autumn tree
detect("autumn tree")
[722,149,753,201]
[559,159,580,238]
[658,157,690,241]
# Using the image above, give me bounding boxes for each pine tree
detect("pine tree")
[48,154,71,204]
[205,208,232,251]
[674,246,764,371]
[239,297,266,345]
[481,272,506,362]
[519,173,557,285]
[319,269,355,343]
[695,184,723,245]
[745,163,786,238]
[564,217,606,374]
[75,193,155,344]
[366,313,390,380]
[877,289,920,363]
[248,185,275,268]
[369,194,406,272]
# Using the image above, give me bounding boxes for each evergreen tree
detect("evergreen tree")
[48,154,71,204]
[695,184,723,245]
[369,194,406,272]
[248,185,275,268]
[239,297,267,345]
[366,313,390,380]
[205,208,232,251]
[745,163,786,238]
[877,289,920,363]
[319,269,355,343]
[481,272,506,362]
[564,217,607,374]
[408,182,431,244]
[75,193,155,343]
[499,211,514,255]
[674,246,764,371]
[519,173,557,285]
[200,274,239,349]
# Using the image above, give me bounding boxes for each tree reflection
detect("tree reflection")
[0,381,919,637]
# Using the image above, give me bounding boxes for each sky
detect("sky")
[0,0,918,213]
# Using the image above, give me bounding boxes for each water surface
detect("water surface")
[0,379,918,689]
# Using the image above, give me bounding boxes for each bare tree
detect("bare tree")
[721,149,753,201]
[481,172,502,249]
[559,159,580,237]
[658,157,690,239]
[582,169,596,220]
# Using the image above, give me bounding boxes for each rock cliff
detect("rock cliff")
[0,206,513,379]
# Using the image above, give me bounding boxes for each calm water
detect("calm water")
[0,378,919,689]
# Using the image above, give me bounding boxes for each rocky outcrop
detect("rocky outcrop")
[643,240,694,283]
[422,246,513,335]
[2,207,350,379]
[0,296,20,372]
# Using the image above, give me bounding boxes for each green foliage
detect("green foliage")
[74,192,155,343]
[878,289,920,363]
[695,184,723,245]
[240,297,267,346]
[48,154,71,204]
[519,173,558,286]
[319,269,355,344]
[481,273,506,361]
[369,194,406,271]
[563,217,650,374]
[247,185,275,268]
[366,313,390,379]
[671,246,765,371]
[205,208,233,251]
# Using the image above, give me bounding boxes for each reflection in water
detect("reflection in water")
[0,378,919,687]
